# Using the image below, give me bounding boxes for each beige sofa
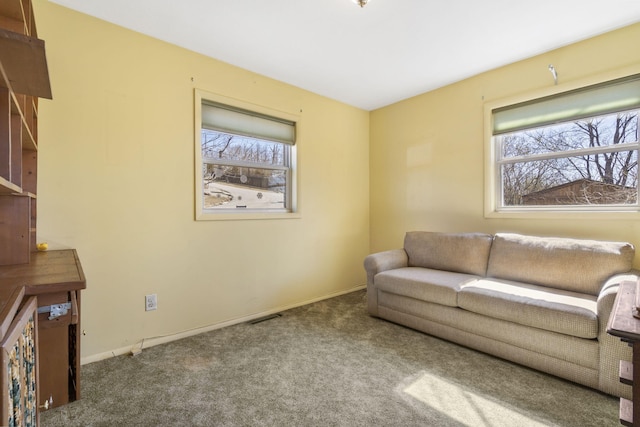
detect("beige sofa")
[364,231,638,398]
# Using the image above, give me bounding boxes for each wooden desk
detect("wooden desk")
[607,281,640,426]
[0,249,86,412]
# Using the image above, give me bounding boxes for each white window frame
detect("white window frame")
[484,66,640,220]
[194,89,300,221]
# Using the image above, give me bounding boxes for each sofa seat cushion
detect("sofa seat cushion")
[458,279,598,339]
[375,267,478,307]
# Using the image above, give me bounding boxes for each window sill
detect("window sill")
[484,208,640,221]
[196,210,301,221]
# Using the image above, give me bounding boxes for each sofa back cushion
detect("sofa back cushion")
[404,231,493,276]
[486,233,635,296]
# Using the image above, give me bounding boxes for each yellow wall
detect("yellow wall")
[35,0,640,362]
[34,1,370,362]
[370,23,640,266]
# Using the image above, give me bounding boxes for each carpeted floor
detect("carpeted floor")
[41,290,619,426]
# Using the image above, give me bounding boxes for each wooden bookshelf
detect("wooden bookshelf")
[0,2,89,425]
[0,0,51,266]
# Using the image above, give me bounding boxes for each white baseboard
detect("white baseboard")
[81,285,366,365]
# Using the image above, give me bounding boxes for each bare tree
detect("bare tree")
[573,114,637,185]
[201,129,287,193]
[502,111,638,206]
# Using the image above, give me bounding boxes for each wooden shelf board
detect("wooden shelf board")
[0,176,21,194]
[0,28,51,99]
[2,250,88,294]
[20,116,36,150]
[5,191,35,199]
[621,397,633,427]
[607,282,640,341]
[621,360,634,385]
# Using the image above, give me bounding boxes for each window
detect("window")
[486,74,640,215]
[195,91,298,220]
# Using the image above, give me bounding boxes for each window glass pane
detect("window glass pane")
[501,151,638,206]
[501,111,639,159]
[202,129,286,166]
[203,165,287,210]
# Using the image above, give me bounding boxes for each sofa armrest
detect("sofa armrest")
[596,270,639,397]
[598,270,640,306]
[364,249,408,317]
[364,249,408,286]
[597,270,640,321]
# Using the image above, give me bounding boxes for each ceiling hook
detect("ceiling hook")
[548,64,558,85]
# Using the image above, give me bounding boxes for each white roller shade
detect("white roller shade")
[202,101,296,144]
[493,74,640,135]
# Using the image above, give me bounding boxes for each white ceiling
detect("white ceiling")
[49,0,640,111]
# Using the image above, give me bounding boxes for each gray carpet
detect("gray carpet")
[41,290,619,426]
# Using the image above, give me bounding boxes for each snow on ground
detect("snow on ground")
[205,182,284,209]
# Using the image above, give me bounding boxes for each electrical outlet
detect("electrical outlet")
[145,294,157,311]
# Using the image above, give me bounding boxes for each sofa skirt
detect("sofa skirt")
[375,290,631,399]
